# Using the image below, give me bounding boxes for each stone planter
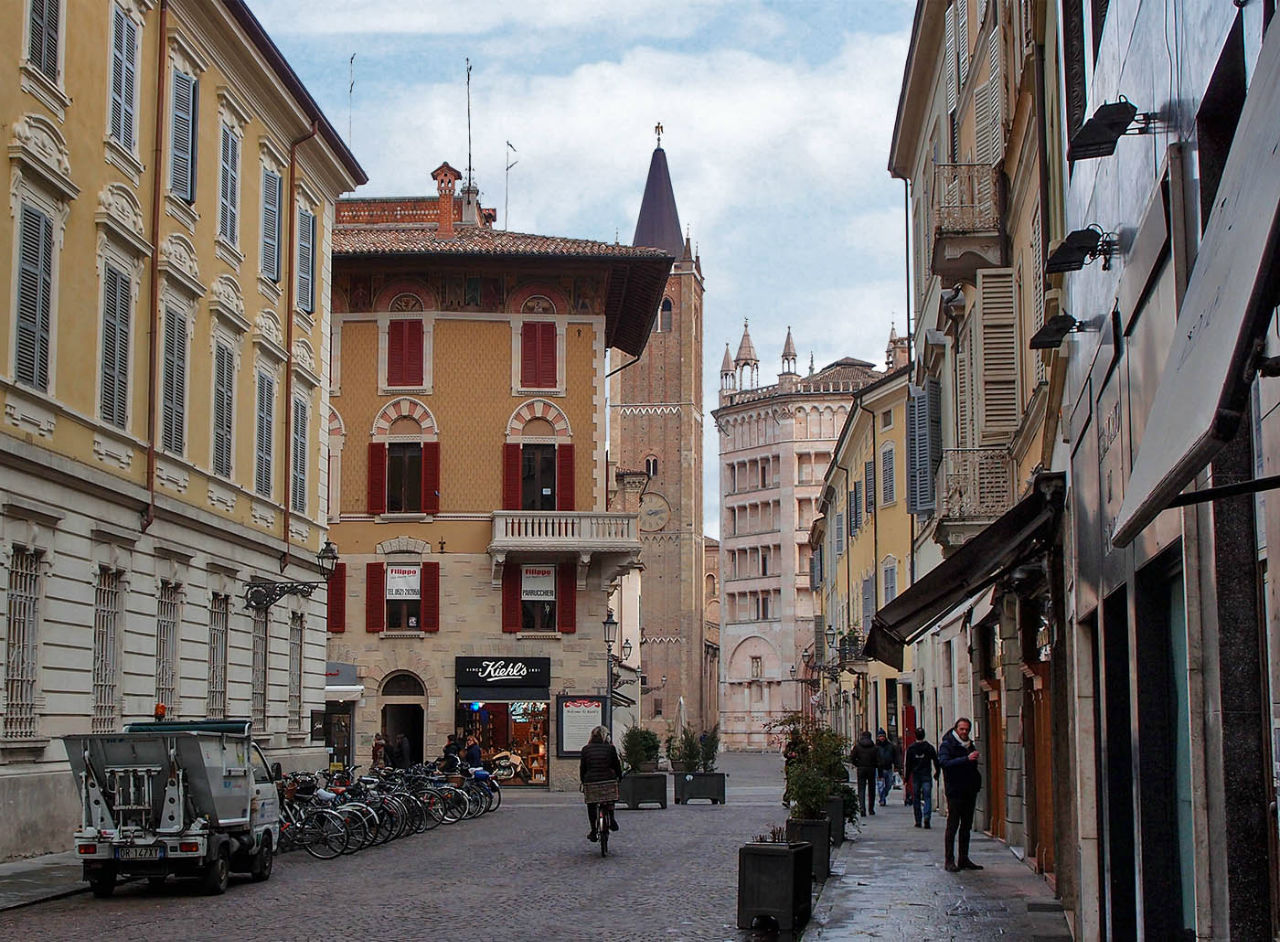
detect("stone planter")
[672,771,727,804]
[632,760,659,773]
[736,841,813,932]
[825,795,846,846]
[786,818,831,880]
[619,772,667,809]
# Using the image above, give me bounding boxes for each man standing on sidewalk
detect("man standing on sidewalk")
[874,729,899,807]
[938,717,983,872]
[903,727,941,828]
[850,730,879,815]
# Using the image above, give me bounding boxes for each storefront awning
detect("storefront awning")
[324,685,364,703]
[457,686,549,703]
[1112,25,1280,547]
[863,473,1065,671]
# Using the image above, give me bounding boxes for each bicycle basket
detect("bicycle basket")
[581,780,620,804]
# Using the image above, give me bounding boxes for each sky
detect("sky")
[252,0,915,537]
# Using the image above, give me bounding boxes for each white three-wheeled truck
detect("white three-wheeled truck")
[62,720,279,897]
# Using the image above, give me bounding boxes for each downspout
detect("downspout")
[1034,44,1051,302]
[142,0,170,531]
[279,120,319,572]
[904,180,916,587]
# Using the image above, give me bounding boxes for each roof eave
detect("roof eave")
[888,0,945,180]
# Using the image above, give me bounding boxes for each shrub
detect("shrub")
[698,725,720,772]
[785,760,832,820]
[620,726,660,771]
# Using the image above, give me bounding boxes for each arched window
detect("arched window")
[882,557,898,604]
[381,672,426,697]
[644,455,658,477]
[660,298,673,332]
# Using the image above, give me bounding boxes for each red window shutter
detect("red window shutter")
[520,323,538,388]
[503,443,522,510]
[404,320,424,386]
[537,323,557,388]
[556,444,575,511]
[327,563,347,633]
[365,562,385,632]
[367,443,387,514]
[387,321,406,386]
[557,563,576,633]
[501,565,521,633]
[421,441,440,514]
[420,561,440,632]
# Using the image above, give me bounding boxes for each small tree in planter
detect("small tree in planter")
[673,725,727,804]
[621,726,660,772]
[784,760,833,879]
[619,726,666,809]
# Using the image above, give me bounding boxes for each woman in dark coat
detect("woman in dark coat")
[850,730,879,816]
[579,725,622,842]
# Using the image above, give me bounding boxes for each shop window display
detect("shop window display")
[456,699,548,785]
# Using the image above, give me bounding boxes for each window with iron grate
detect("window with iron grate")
[288,613,303,732]
[207,593,229,718]
[156,581,180,716]
[93,568,122,733]
[252,609,268,731]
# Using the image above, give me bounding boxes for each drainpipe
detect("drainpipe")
[903,180,916,587]
[142,0,170,531]
[279,121,319,572]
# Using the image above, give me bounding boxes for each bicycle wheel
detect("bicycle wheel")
[418,791,444,830]
[336,805,369,853]
[301,809,348,859]
[484,780,502,812]
[598,804,609,857]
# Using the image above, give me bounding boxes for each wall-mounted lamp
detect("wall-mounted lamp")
[1029,312,1106,349]
[244,540,339,611]
[1068,97,1159,160]
[1045,226,1118,274]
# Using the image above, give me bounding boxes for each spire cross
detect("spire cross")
[655,122,663,147]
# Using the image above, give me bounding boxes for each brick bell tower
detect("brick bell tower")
[610,125,708,733]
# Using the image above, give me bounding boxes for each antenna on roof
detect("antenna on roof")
[347,53,356,145]
[465,59,474,191]
[504,140,518,231]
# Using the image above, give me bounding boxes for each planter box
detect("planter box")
[737,841,813,932]
[631,760,659,773]
[825,795,846,846]
[619,772,667,809]
[673,771,726,804]
[786,818,831,881]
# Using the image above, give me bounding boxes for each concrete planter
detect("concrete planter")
[736,841,813,932]
[825,795,846,846]
[619,772,667,809]
[672,771,727,804]
[786,818,831,880]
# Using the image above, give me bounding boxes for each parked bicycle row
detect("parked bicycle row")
[277,761,501,860]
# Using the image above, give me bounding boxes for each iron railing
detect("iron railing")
[940,448,1014,519]
[933,163,1001,234]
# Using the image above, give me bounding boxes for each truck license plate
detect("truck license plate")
[116,846,162,860]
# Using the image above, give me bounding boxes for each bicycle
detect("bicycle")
[582,779,620,858]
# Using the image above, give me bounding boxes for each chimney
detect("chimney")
[431,162,462,237]
[461,183,480,226]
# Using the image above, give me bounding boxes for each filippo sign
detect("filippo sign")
[385,566,420,600]
[455,656,550,688]
[521,565,555,601]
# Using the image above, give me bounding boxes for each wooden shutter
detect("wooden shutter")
[367,442,387,514]
[852,480,863,530]
[162,309,186,452]
[213,344,233,476]
[957,0,969,87]
[387,320,406,386]
[835,516,845,556]
[405,321,424,386]
[907,384,937,514]
[847,493,856,536]
[365,562,385,632]
[944,2,958,112]
[171,73,197,202]
[881,446,896,504]
[420,561,440,632]
[254,372,273,495]
[110,9,136,147]
[557,563,576,633]
[521,322,556,388]
[29,0,59,81]
[520,322,539,387]
[502,443,522,510]
[862,577,874,629]
[261,169,280,280]
[976,268,1019,441]
[556,444,574,511]
[219,126,237,241]
[421,441,440,514]
[16,205,52,391]
[538,323,556,387]
[501,566,521,632]
[327,563,346,633]
[297,208,315,313]
[864,460,876,515]
[956,321,974,448]
[100,264,130,429]
[291,398,308,513]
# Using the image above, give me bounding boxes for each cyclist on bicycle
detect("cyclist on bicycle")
[579,725,622,843]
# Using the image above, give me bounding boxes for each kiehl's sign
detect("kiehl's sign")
[455,657,551,687]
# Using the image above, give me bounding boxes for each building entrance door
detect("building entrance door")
[985,690,1006,840]
[381,704,425,765]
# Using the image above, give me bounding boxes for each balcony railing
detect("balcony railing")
[489,511,639,549]
[939,448,1014,520]
[933,163,1001,233]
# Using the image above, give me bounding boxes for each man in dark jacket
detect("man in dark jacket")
[903,727,941,828]
[850,730,879,816]
[938,717,983,871]
[874,729,900,807]
[579,725,622,842]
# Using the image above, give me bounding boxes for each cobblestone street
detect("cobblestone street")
[0,753,793,942]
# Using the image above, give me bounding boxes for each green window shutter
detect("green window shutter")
[907,384,937,514]
[171,72,197,202]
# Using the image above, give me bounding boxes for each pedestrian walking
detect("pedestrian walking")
[903,726,941,828]
[850,730,879,815]
[938,717,984,872]
[874,729,900,806]
[394,732,412,769]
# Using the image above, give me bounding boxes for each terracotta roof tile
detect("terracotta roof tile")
[333,224,670,260]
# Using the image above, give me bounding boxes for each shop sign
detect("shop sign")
[456,656,550,688]
[386,566,420,600]
[521,565,556,601]
[556,695,608,757]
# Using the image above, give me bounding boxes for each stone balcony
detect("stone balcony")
[488,511,642,587]
[934,447,1015,552]
[931,162,1005,283]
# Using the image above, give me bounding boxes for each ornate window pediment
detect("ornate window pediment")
[158,233,204,299]
[9,113,78,203]
[95,183,150,260]
[209,274,250,334]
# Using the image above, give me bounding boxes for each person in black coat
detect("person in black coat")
[579,725,622,842]
[464,734,484,769]
[903,727,941,828]
[938,717,983,871]
[850,730,879,816]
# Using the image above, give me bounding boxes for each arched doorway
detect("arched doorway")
[380,672,427,765]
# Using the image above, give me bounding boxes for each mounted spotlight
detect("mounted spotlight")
[1045,225,1118,274]
[1029,312,1106,349]
[1068,97,1159,161]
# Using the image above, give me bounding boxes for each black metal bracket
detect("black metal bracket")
[244,579,329,612]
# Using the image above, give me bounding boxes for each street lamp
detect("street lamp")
[824,625,837,662]
[621,639,633,661]
[602,609,618,736]
[244,540,339,611]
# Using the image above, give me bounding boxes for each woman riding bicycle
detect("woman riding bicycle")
[579,725,622,842]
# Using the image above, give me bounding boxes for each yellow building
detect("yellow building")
[323,167,670,788]
[0,0,364,859]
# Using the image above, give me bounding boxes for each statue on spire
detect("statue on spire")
[655,122,663,148]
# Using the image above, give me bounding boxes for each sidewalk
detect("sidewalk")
[806,793,1072,940]
[0,851,87,911]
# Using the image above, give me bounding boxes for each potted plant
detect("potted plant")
[784,760,833,879]
[619,726,666,809]
[673,725,727,804]
[737,824,813,932]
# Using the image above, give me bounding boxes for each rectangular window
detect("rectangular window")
[251,609,268,731]
[288,613,303,732]
[884,563,898,604]
[4,548,42,740]
[161,307,186,453]
[291,397,308,514]
[760,594,770,620]
[109,6,137,149]
[156,581,179,715]
[520,322,556,388]
[387,320,425,386]
[521,443,557,511]
[385,565,423,630]
[207,593,228,718]
[760,463,769,488]
[92,568,122,734]
[255,372,273,496]
[652,698,663,718]
[218,125,239,243]
[297,207,315,313]
[28,0,59,82]
[261,169,281,281]
[882,447,896,504]
[386,443,422,513]
[170,71,198,202]
[881,410,893,429]
[835,515,845,555]
[100,263,130,428]
[16,204,53,391]
[212,343,234,478]
[761,548,769,576]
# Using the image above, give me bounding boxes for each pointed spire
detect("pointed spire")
[720,343,734,374]
[633,136,683,258]
[781,325,798,375]
[734,318,758,367]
